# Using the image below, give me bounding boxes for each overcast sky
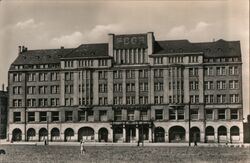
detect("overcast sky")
[0,0,249,117]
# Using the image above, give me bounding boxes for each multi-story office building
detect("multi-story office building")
[0,85,8,139]
[8,32,243,143]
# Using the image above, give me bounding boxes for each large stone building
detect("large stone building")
[0,85,8,139]
[7,32,243,143]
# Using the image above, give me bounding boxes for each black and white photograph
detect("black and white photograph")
[0,0,249,162]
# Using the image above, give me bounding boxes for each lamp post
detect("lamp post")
[46,115,49,145]
[188,100,191,147]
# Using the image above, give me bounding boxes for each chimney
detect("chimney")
[2,84,4,91]
[61,46,64,49]
[22,46,25,52]
[18,46,22,54]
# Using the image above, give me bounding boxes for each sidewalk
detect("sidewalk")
[1,140,250,148]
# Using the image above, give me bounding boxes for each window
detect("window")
[204,81,213,90]
[189,68,198,76]
[189,81,199,90]
[98,60,108,66]
[216,81,226,90]
[51,85,59,94]
[204,67,213,76]
[177,109,184,120]
[229,80,239,89]
[218,109,225,120]
[154,82,163,91]
[87,110,94,122]
[13,86,22,95]
[190,95,199,104]
[127,110,134,121]
[65,85,73,94]
[191,109,199,120]
[27,86,35,94]
[65,72,73,81]
[113,70,122,79]
[126,83,135,92]
[230,110,238,120]
[39,73,48,81]
[99,71,107,79]
[155,109,163,120]
[126,70,135,79]
[139,69,148,78]
[39,86,48,94]
[65,60,73,68]
[169,109,176,120]
[13,73,22,82]
[78,111,86,121]
[205,110,213,120]
[230,94,240,103]
[38,98,48,107]
[27,99,36,107]
[65,98,73,106]
[154,69,163,78]
[13,99,22,107]
[65,111,73,122]
[204,95,214,104]
[99,84,107,93]
[40,112,47,122]
[139,82,148,92]
[229,66,239,75]
[28,112,35,122]
[13,112,21,122]
[216,67,226,75]
[154,57,163,64]
[28,73,36,82]
[51,98,59,106]
[51,72,59,81]
[51,111,59,122]
[140,110,148,120]
[99,110,107,121]
[217,94,226,103]
[114,110,122,121]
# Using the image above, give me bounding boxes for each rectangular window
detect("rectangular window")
[177,109,184,120]
[127,110,134,121]
[65,111,73,122]
[65,72,74,81]
[13,73,22,82]
[218,109,225,120]
[27,86,35,94]
[230,110,238,120]
[40,112,47,122]
[13,112,21,122]
[99,110,107,121]
[87,110,94,122]
[191,109,199,120]
[78,111,86,121]
[28,112,35,122]
[155,109,163,120]
[169,109,176,120]
[28,73,36,82]
[51,111,59,122]
[13,86,22,95]
[114,110,122,121]
[99,71,107,79]
[206,109,213,120]
[140,110,148,120]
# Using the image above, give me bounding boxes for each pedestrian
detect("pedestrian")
[80,140,86,155]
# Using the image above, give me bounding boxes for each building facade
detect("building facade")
[0,85,8,139]
[8,32,243,143]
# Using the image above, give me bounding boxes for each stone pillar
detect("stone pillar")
[150,69,154,104]
[163,107,169,120]
[200,132,205,143]
[134,110,140,121]
[185,130,189,142]
[226,109,230,120]
[122,109,127,121]
[135,70,139,104]
[148,127,152,142]
[136,126,139,142]
[215,131,218,143]
[35,112,39,122]
[73,71,79,105]
[183,68,190,103]
[107,71,113,105]
[109,128,113,142]
[21,110,25,123]
[94,109,99,122]
[94,132,99,142]
[123,124,126,142]
[227,131,230,143]
[92,71,99,105]
[60,72,65,106]
[214,109,218,120]
[198,67,204,103]
[73,110,78,122]
[122,70,126,104]
[163,68,169,103]
[60,110,65,123]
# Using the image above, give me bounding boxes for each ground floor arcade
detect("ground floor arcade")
[8,121,243,143]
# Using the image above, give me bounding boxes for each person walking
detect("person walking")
[80,140,86,155]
